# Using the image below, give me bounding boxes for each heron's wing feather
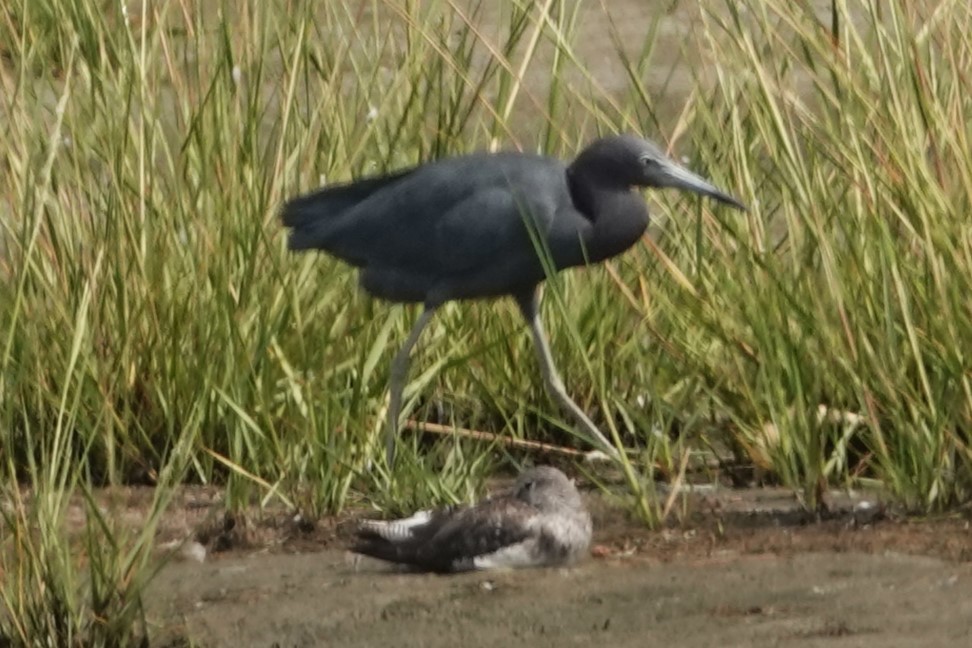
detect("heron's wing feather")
[298,155,587,272]
[419,189,592,301]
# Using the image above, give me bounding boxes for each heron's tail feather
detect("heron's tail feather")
[281,168,415,252]
[280,188,332,229]
[281,168,415,228]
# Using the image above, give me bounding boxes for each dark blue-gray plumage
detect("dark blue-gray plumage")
[282,135,745,463]
[351,466,591,572]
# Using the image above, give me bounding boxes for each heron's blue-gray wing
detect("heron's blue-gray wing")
[421,186,594,302]
[309,154,591,276]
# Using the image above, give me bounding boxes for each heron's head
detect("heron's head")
[575,134,747,210]
[513,466,583,512]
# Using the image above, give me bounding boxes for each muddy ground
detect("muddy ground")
[141,483,972,648]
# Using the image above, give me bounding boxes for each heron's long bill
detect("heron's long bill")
[660,159,747,211]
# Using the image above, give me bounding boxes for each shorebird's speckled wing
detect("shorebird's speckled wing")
[353,497,539,573]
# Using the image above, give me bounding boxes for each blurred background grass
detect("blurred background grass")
[1,0,970,644]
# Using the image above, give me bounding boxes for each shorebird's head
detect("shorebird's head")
[513,466,583,512]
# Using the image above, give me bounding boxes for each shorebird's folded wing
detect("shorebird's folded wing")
[421,498,537,572]
[352,498,537,572]
[355,505,459,543]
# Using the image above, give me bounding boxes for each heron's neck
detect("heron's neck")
[567,170,649,263]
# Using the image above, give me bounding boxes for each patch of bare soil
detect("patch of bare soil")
[135,483,972,648]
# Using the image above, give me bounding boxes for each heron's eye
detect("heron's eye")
[639,155,657,168]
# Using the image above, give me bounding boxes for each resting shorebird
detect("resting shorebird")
[351,466,592,573]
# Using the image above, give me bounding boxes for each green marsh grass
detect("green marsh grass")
[1,0,970,643]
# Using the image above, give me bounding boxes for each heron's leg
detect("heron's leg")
[515,291,620,459]
[386,307,437,466]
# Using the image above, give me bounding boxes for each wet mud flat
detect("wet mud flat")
[144,486,972,647]
[149,550,972,648]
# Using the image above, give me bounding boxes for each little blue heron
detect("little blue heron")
[351,465,591,572]
[282,134,745,464]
